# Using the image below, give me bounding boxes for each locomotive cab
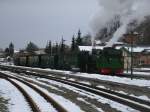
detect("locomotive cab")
[97,47,124,75]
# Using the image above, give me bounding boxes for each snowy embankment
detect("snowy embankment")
[69,72,150,88]
[124,70,150,76]
[134,67,150,71]
[44,68,150,88]
[0,79,32,112]
[1,64,150,88]
[26,66,150,88]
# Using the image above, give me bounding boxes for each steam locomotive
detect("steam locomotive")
[14,47,124,75]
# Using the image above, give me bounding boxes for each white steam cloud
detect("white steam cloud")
[91,0,150,47]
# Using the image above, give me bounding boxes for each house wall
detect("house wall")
[123,34,139,44]
[139,54,150,66]
[122,49,131,70]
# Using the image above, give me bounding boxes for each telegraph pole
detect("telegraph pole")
[130,32,139,80]
[131,33,133,80]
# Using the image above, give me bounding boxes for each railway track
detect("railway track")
[1,65,150,111]
[0,72,68,112]
[1,64,150,79]
[0,65,149,96]
[0,76,41,112]
[24,73,150,112]
[1,69,150,112]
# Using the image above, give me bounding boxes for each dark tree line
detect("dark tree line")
[44,30,91,55]
[15,29,92,56]
[45,41,52,54]
[26,42,39,53]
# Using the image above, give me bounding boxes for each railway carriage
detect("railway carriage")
[19,56,26,66]
[28,56,39,67]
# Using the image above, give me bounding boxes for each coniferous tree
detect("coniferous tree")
[71,35,76,51]
[5,48,9,57]
[76,29,83,46]
[54,42,59,68]
[52,42,59,55]
[26,42,39,53]
[9,42,14,57]
[45,41,52,54]
[60,37,65,54]
[55,42,59,54]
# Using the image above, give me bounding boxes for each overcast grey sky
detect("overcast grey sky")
[0,0,98,50]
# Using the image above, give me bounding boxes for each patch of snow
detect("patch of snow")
[124,71,150,76]
[117,91,150,102]
[79,81,91,85]
[96,85,106,89]
[137,68,150,71]
[68,78,76,81]
[131,94,150,102]
[78,46,103,52]
[61,77,67,79]
[124,46,150,53]
[0,79,32,112]
[77,97,104,112]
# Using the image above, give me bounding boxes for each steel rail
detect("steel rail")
[0,72,68,112]
[36,75,150,112]
[0,76,41,112]
[0,65,150,111]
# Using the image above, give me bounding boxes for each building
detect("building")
[121,46,150,68]
[139,49,150,67]
[123,33,140,44]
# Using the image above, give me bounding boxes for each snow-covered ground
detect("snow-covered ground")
[134,68,150,71]
[0,65,150,112]
[124,70,150,76]
[1,71,140,112]
[33,67,150,88]
[18,66,150,88]
[68,72,150,88]
[0,71,85,112]
[0,79,32,112]
[42,68,150,88]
